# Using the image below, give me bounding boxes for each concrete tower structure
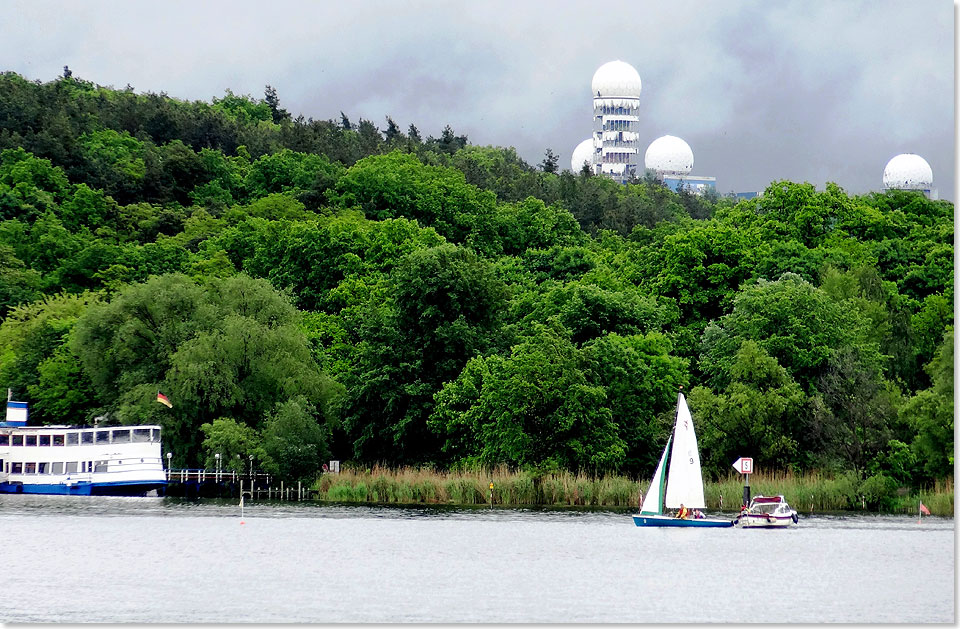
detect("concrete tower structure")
[592,60,642,183]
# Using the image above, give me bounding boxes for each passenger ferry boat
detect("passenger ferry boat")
[0,398,167,496]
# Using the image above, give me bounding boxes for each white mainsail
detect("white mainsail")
[639,435,671,515]
[664,392,706,509]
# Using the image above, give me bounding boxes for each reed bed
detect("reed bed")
[311,465,954,515]
[313,464,644,507]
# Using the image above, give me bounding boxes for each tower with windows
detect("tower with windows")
[591,60,642,183]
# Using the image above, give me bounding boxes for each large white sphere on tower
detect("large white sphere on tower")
[570,138,594,173]
[591,60,642,98]
[644,135,694,175]
[882,153,933,190]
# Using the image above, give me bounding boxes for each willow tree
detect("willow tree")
[70,273,343,467]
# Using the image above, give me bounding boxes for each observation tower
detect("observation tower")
[592,60,642,183]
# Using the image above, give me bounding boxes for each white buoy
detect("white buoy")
[240,480,246,525]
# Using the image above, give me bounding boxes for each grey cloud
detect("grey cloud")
[3,0,954,199]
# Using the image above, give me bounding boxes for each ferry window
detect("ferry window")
[38,462,48,474]
[95,431,109,444]
[112,429,131,443]
[12,434,21,446]
[39,435,51,447]
[25,462,36,474]
[94,460,108,472]
[51,462,63,474]
[0,434,7,445]
[65,462,78,474]
[133,429,151,443]
[66,432,78,445]
[151,428,159,442]
[81,431,93,444]
[53,434,65,446]
[25,435,37,446]
[11,462,22,473]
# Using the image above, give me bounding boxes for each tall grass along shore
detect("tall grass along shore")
[311,466,953,516]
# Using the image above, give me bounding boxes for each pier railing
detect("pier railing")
[164,467,310,501]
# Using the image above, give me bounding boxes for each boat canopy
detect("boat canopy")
[751,495,785,504]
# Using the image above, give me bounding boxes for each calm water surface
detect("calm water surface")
[1,495,953,623]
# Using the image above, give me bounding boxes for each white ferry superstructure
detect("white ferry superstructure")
[0,399,167,496]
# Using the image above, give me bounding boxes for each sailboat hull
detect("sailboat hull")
[632,514,733,528]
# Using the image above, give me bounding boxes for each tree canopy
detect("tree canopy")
[0,71,951,486]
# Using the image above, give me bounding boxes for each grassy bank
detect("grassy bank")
[311,466,954,516]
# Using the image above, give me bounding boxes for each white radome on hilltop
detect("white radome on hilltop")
[644,135,694,175]
[882,153,933,190]
[570,138,594,173]
[591,60,642,98]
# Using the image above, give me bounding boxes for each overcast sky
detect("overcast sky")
[5,0,956,199]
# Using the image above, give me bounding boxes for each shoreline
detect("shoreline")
[291,466,954,516]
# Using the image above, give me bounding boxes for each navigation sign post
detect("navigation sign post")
[732,457,754,507]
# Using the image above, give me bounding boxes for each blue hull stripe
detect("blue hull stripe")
[633,515,733,528]
[0,480,167,496]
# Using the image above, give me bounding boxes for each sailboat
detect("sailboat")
[633,390,732,528]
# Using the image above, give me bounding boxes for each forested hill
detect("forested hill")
[0,71,952,489]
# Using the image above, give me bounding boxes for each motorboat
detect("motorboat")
[735,495,798,528]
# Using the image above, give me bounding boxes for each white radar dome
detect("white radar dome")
[570,138,594,173]
[591,60,642,98]
[644,135,694,175]
[882,153,933,190]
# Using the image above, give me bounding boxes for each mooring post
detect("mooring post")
[298,481,302,501]
[742,474,750,508]
[489,481,494,508]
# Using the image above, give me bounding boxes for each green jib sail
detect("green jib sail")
[639,434,671,515]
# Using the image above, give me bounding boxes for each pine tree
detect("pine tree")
[541,148,559,174]
[264,85,289,123]
[384,116,402,143]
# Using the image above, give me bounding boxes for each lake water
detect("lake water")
[1,495,953,623]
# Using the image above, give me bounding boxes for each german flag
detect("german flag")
[156,391,173,408]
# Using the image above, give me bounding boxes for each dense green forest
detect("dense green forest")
[0,71,952,490]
